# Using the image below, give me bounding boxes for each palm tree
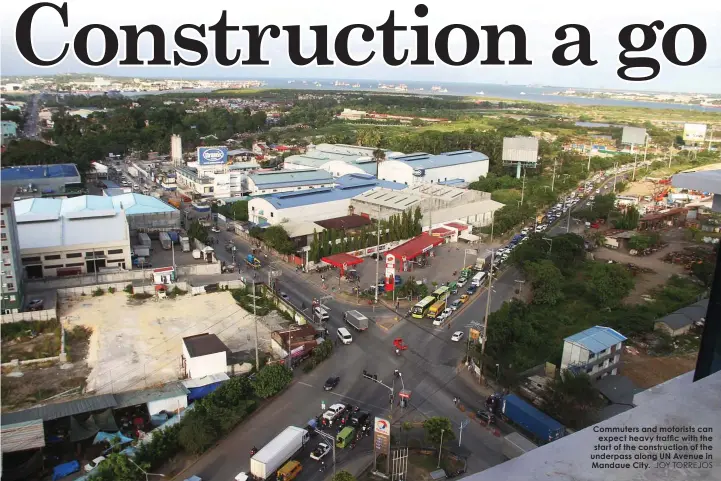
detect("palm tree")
[372,147,385,177]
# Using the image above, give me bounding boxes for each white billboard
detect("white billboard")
[683,123,707,143]
[502,136,539,164]
[621,127,647,146]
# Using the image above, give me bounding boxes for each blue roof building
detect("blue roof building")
[378,150,490,186]
[247,169,335,195]
[1,164,82,198]
[561,326,627,381]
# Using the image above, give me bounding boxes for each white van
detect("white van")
[337,327,353,345]
[314,306,330,322]
[471,272,486,288]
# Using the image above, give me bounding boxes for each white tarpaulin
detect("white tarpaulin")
[459,232,480,242]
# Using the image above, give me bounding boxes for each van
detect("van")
[336,426,356,448]
[276,460,302,481]
[314,306,330,322]
[337,327,353,345]
[471,272,486,287]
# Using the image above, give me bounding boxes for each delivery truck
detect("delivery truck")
[180,236,190,252]
[501,394,565,443]
[344,310,369,331]
[502,432,538,459]
[138,233,151,247]
[132,246,150,258]
[159,232,172,250]
[249,426,309,480]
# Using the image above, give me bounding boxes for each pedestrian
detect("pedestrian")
[453,397,458,406]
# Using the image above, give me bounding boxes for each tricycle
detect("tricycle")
[393,338,408,355]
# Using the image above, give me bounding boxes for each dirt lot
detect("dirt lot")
[59,291,283,395]
[621,349,698,389]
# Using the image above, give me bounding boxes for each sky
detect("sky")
[2,0,721,93]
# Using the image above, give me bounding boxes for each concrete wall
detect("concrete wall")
[187,352,227,379]
[57,281,190,298]
[1,308,57,324]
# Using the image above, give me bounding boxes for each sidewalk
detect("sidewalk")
[456,362,496,399]
[324,451,374,481]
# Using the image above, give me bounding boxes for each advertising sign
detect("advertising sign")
[197,147,228,165]
[683,123,707,143]
[502,136,539,164]
[374,417,391,456]
[470,328,481,341]
[621,127,647,146]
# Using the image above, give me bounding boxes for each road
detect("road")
[21,94,41,139]
[179,227,515,481]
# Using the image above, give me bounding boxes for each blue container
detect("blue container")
[502,394,565,443]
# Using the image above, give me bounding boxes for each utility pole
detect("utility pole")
[566,200,572,232]
[374,205,381,311]
[253,278,259,371]
[642,134,649,168]
[551,159,557,192]
[489,211,495,246]
[437,429,445,468]
[520,168,526,205]
[587,147,592,172]
[314,429,336,479]
[632,144,638,181]
[480,249,495,379]
[613,162,618,193]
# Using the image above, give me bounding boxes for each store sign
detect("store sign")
[374,417,391,456]
[198,147,228,165]
[413,169,426,177]
[385,254,395,269]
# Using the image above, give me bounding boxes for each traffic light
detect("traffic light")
[363,371,378,381]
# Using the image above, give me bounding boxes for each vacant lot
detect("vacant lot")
[621,349,698,389]
[60,291,283,394]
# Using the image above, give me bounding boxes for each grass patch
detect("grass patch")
[1,319,59,342]
[132,292,153,300]
[230,287,274,316]
[65,325,92,362]
[1,321,62,363]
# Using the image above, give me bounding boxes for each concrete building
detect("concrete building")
[350,184,503,229]
[337,108,367,120]
[1,120,18,142]
[171,134,183,166]
[561,326,627,380]
[14,196,133,278]
[176,160,260,198]
[247,169,335,196]
[283,144,402,177]
[378,150,490,186]
[181,333,229,380]
[248,174,406,225]
[654,298,708,337]
[1,164,83,199]
[1,187,24,313]
[108,193,180,232]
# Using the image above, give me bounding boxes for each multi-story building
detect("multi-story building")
[561,326,627,381]
[1,120,18,143]
[1,187,24,313]
[1,164,83,199]
[246,169,335,196]
[176,161,260,198]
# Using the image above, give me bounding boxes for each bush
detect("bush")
[124,284,134,294]
[92,288,105,297]
[252,364,293,398]
[178,411,218,455]
[108,286,116,294]
[132,292,153,300]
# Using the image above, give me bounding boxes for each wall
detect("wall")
[186,352,227,379]
[147,395,188,416]
[1,307,57,324]
[560,342,589,370]
[57,281,190,298]
[127,211,181,232]
[250,199,355,225]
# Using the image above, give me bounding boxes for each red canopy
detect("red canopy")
[320,253,363,275]
[431,227,454,238]
[445,222,469,232]
[386,233,444,264]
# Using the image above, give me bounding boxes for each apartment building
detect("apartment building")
[561,326,627,381]
[1,188,24,313]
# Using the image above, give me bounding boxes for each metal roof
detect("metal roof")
[248,169,333,190]
[353,188,423,209]
[655,298,708,331]
[564,326,627,354]
[183,333,229,358]
[1,164,81,181]
[14,194,176,221]
[114,382,189,409]
[1,419,46,453]
[110,193,177,214]
[386,150,489,170]
[335,174,406,190]
[284,143,393,169]
[673,170,721,195]
[1,394,117,426]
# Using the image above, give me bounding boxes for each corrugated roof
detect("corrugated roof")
[284,144,392,169]
[1,419,46,453]
[249,169,333,190]
[15,194,176,221]
[114,382,189,409]
[386,233,444,260]
[183,333,229,358]
[17,209,129,250]
[1,164,81,181]
[335,174,405,190]
[386,150,488,170]
[182,373,230,389]
[564,326,627,354]
[110,193,177,214]
[1,394,117,426]
[655,298,708,330]
[315,215,372,230]
[352,188,422,209]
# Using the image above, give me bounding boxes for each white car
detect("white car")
[433,314,446,326]
[451,331,464,342]
[310,442,331,461]
[322,403,346,422]
[211,226,221,233]
[457,279,467,288]
[450,300,462,311]
[84,456,106,473]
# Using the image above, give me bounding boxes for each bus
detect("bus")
[427,300,446,319]
[471,272,487,288]
[411,296,436,319]
[432,286,450,301]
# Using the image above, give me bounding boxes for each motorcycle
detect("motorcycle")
[250,447,258,456]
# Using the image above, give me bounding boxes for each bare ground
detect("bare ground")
[621,348,698,389]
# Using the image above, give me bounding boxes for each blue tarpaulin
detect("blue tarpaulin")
[187,382,223,402]
[93,431,133,446]
[52,461,80,481]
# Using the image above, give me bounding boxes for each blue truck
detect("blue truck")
[500,394,565,443]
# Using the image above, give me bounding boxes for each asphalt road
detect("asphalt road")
[22,94,40,139]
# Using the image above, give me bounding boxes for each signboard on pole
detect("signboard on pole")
[470,328,481,341]
[683,123,707,142]
[621,127,647,146]
[385,254,396,291]
[374,417,391,456]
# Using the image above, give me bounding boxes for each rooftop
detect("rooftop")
[280,221,326,238]
[1,186,18,206]
[249,169,334,190]
[655,298,709,330]
[0,394,117,426]
[405,183,469,202]
[386,150,489,170]
[114,382,189,409]
[284,143,397,169]
[386,233,444,261]
[183,333,229,358]
[14,194,176,220]
[334,173,406,190]
[564,326,627,354]
[1,164,81,182]
[352,188,423,210]
[315,215,373,230]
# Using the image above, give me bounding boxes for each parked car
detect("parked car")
[322,403,346,422]
[280,292,290,301]
[310,442,331,461]
[211,226,221,233]
[27,299,44,311]
[84,456,106,473]
[451,331,464,342]
[324,377,340,391]
[457,278,467,288]
[350,411,370,427]
[466,287,477,295]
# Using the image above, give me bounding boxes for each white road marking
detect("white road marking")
[298,382,314,388]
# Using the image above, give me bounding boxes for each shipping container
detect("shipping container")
[138,233,151,247]
[250,426,309,480]
[159,232,172,250]
[502,394,565,443]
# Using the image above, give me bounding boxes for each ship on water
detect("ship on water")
[431,86,448,93]
[475,91,484,95]
[352,83,361,88]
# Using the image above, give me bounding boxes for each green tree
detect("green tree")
[526,260,564,305]
[584,262,634,308]
[332,471,358,481]
[188,220,209,245]
[540,370,604,430]
[252,364,293,398]
[413,206,423,235]
[178,411,218,454]
[89,453,144,481]
[423,417,455,445]
[263,225,295,254]
[613,206,640,230]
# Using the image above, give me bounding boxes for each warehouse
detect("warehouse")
[247,169,335,196]
[248,174,405,225]
[14,196,133,278]
[108,193,180,232]
[1,164,83,199]
[378,150,489,186]
[350,184,503,229]
[283,143,402,177]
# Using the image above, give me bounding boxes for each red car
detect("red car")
[591,222,600,229]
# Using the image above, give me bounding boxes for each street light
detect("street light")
[314,429,337,479]
[128,458,165,481]
[542,237,553,255]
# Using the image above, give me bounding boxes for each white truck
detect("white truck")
[138,233,151,247]
[180,235,191,252]
[248,426,309,480]
[159,232,172,250]
[502,432,537,459]
[344,310,369,331]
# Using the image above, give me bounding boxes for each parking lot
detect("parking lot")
[61,291,284,394]
[144,239,210,268]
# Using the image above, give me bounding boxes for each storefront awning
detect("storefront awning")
[320,253,363,275]
[386,233,444,262]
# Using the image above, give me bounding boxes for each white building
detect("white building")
[283,144,402,177]
[246,169,335,196]
[337,108,368,120]
[378,150,489,186]
[14,196,133,278]
[248,174,406,225]
[561,326,627,381]
[182,333,229,380]
[176,160,260,198]
[114,382,189,416]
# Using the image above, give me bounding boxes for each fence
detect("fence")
[1,308,58,324]
[57,281,191,298]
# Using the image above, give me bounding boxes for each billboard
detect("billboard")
[374,417,391,456]
[197,147,228,165]
[502,136,539,164]
[621,127,647,145]
[683,123,707,143]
